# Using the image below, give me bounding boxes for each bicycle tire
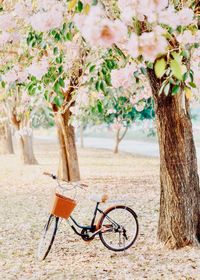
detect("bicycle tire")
[37,214,59,261]
[98,205,139,252]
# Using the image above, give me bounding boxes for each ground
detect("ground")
[1,140,200,280]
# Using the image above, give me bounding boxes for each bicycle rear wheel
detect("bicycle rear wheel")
[37,214,59,261]
[98,206,139,252]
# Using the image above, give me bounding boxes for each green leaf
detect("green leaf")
[77,1,83,12]
[171,52,182,63]
[172,85,180,95]
[154,58,167,79]
[170,59,183,81]
[164,83,170,96]
[147,62,154,69]
[95,81,100,91]
[66,32,73,41]
[100,81,106,92]
[141,67,147,75]
[89,65,96,73]
[53,47,58,55]
[54,82,61,94]
[53,96,62,107]
[189,81,196,88]
[181,50,189,59]
[183,72,188,82]
[58,78,65,87]
[1,81,5,88]
[97,101,103,113]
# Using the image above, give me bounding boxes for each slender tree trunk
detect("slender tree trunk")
[0,122,14,154]
[18,131,38,165]
[11,113,38,164]
[114,128,120,154]
[148,69,200,249]
[113,126,128,154]
[55,110,80,181]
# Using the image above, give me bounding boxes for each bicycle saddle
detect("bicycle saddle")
[90,194,109,203]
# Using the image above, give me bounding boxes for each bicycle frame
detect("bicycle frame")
[67,202,119,238]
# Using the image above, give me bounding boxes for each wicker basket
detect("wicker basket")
[50,193,77,219]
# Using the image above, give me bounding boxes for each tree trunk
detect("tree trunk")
[18,132,38,165]
[55,111,80,182]
[114,128,120,154]
[113,126,128,154]
[0,122,14,154]
[148,69,200,249]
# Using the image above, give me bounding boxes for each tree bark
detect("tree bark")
[18,132,38,165]
[0,122,14,154]
[113,126,128,154]
[148,69,200,249]
[55,110,80,182]
[114,128,120,154]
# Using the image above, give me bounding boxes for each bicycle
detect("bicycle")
[37,172,139,261]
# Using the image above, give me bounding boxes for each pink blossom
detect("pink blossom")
[85,19,127,48]
[2,69,18,84]
[139,31,168,62]
[111,122,122,131]
[0,32,10,46]
[158,6,178,28]
[136,0,168,23]
[13,2,31,19]
[118,0,144,24]
[29,9,63,32]
[2,65,29,84]
[125,33,139,58]
[177,8,194,26]
[177,30,196,45]
[27,58,49,80]
[97,93,104,100]
[135,102,145,112]
[111,64,137,89]
[74,7,127,48]
[76,89,89,106]
[159,6,195,28]
[0,14,16,31]
[107,109,116,114]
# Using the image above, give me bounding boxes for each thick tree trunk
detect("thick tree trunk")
[148,69,200,249]
[55,111,80,182]
[18,132,38,165]
[0,122,14,154]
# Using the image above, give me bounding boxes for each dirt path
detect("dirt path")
[0,141,200,280]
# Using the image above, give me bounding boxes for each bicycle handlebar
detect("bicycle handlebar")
[43,172,88,188]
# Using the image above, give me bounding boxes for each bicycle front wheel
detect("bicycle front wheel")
[98,206,139,252]
[37,214,59,261]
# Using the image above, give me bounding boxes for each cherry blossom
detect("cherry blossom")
[27,58,49,80]
[107,109,116,115]
[74,7,127,48]
[0,32,10,46]
[29,9,64,32]
[111,64,137,89]
[13,2,31,19]
[139,31,168,62]
[76,88,89,106]
[0,14,16,31]
[125,33,139,58]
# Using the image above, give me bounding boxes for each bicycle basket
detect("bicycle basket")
[50,193,77,219]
